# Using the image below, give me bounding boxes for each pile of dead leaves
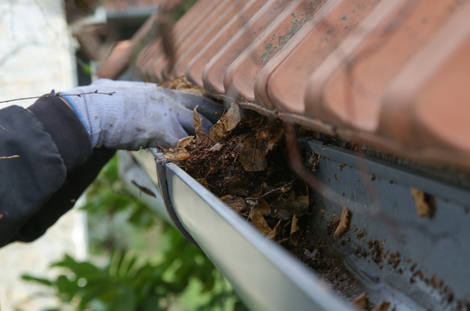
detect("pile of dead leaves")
[158,75,205,97]
[159,102,313,246]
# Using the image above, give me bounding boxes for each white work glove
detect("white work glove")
[61,79,223,149]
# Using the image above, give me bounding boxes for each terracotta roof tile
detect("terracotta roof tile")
[377,0,470,168]
[138,0,216,81]
[203,0,292,94]
[172,0,255,78]
[224,0,327,103]
[185,0,270,87]
[147,0,220,80]
[128,0,470,170]
[161,0,232,79]
[255,0,380,116]
[305,0,466,132]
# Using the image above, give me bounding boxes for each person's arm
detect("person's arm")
[0,96,92,246]
[0,79,223,246]
[8,148,115,243]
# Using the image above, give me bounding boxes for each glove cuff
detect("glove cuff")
[61,95,92,136]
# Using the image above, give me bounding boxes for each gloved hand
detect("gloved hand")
[61,79,223,150]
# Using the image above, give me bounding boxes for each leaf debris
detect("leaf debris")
[350,292,369,309]
[131,180,156,198]
[370,301,390,311]
[334,206,351,237]
[411,188,435,218]
[158,75,205,96]
[168,96,312,246]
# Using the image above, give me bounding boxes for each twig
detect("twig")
[0,155,19,160]
[246,206,255,222]
[245,178,297,201]
[205,167,214,179]
[155,141,169,152]
[0,124,8,132]
[0,91,115,105]
[245,178,297,221]
[196,131,215,142]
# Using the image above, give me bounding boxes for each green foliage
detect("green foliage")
[81,155,156,228]
[21,156,247,311]
[81,156,159,252]
[81,63,92,77]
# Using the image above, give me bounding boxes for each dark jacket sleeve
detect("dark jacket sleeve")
[0,97,112,246]
[9,148,115,243]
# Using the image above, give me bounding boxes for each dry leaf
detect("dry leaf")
[334,206,351,237]
[290,215,301,246]
[177,136,195,148]
[250,211,272,235]
[267,219,282,240]
[255,129,271,139]
[224,175,250,196]
[158,75,205,96]
[208,142,223,152]
[220,195,247,213]
[254,120,284,154]
[350,292,369,309]
[197,178,210,191]
[308,151,321,171]
[370,301,390,311]
[291,215,300,235]
[411,188,435,218]
[131,180,156,198]
[193,106,203,133]
[270,198,309,220]
[238,135,267,172]
[266,125,284,153]
[210,102,241,142]
[163,148,191,161]
[296,195,309,205]
[193,106,212,144]
[255,199,271,216]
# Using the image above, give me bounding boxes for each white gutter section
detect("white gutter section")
[121,149,353,311]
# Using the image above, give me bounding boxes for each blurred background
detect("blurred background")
[0,1,245,310]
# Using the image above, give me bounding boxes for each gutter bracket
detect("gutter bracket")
[155,153,200,248]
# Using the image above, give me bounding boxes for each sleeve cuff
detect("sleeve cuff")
[28,96,93,170]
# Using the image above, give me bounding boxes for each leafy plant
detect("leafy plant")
[81,63,92,77]
[21,156,247,311]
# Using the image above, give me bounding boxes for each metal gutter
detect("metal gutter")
[302,139,470,310]
[117,150,171,224]
[121,139,470,310]
[122,149,353,311]
[106,5,159,20]
[165,162,352,311]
